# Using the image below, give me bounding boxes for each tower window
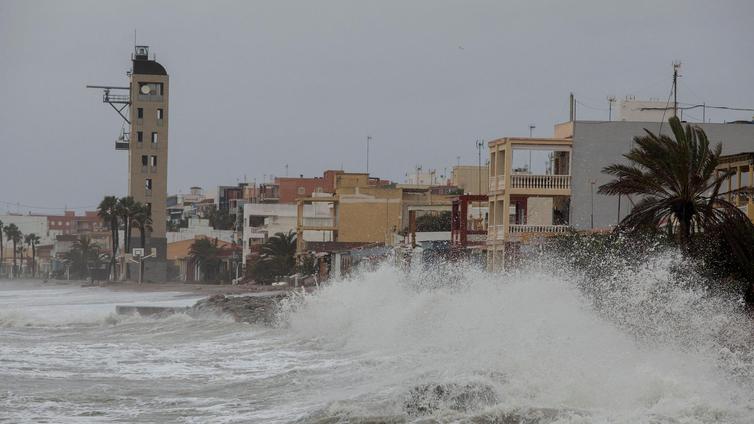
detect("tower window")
[150,155,157,167]
[141,155,148,166]
[145,178,153,195]
[137,108,143,119]
[151,132,158,144]
[137,131,143,142]
[156,109,163,120]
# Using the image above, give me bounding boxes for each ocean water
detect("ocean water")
[1,255,753,423]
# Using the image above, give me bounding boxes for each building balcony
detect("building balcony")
[487,223,571,242]
[509,224,570,234]
[509,174,570,191]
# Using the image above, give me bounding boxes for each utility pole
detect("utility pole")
[476,139,484,218]
[607,96,616,121]
[366,135,372,174]
[529,124,535,138]
[672,61,681,118]
[590,180,596,229]
[285,164,288,177]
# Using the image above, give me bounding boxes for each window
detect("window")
[151,132,158,144]
[137,131,143,142]
[157,108,163,120]
[137,108,143,119]
[297,187,305,195]
[150,155,157,167]
[141,155,148,166]
[145,178,153,195]
[139,82,163,96]
[146,202,152,216]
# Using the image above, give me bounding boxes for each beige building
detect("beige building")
[717,152,754,221]
[487,137,572,270]
[296,173,452,254]
[452,165,489,195]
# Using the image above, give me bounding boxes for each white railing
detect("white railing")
[488,175,506,191]
[508,224,570,234]
[509,174,570,190]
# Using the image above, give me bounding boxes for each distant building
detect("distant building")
[716,152,754,221]
[452,165,489,195]
[618,98,670,122]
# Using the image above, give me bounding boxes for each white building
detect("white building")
[618,98,670,122]
[242,202,333,265]
[0,214,57,245]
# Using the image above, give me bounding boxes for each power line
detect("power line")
[0,200,98,211]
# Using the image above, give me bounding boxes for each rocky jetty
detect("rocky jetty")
[190,293,288,325]
[403,382,498,416]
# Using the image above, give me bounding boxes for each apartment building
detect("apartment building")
[487,137,572,269]
[295,172,452,255]
[717,152,754,221]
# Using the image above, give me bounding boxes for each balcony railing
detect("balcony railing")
[488,175,506,192]
[509,224,570,234]
[510,174,570,190]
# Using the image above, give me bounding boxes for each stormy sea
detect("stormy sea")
[2,254,754,423]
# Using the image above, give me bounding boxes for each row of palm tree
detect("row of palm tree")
[0,219,41,278]
[96,195,153,280]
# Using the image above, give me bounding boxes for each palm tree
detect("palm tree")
[65,235,101,279]
[189,238,224,282]
[24,233,40,278]
[117,196,138,279]
[4,224,22,278]
[97,196,120,280]
[0,219,4,276]
[132,203,153,250]
[260,231,297,277]
[598,116,746,248]
[132,203,153,281]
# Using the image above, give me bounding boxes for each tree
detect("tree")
[4,224,22,278]
[98,196,120,280]
[262,231,297,276]
[416,211,452,232]
[117,196,138,279]
[206,205,235,230]
[598,116,745,248]
[64,235,101,279]
[24,233,40,278]
[189,238,224,282]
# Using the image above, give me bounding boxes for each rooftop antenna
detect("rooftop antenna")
[607,95,616,121]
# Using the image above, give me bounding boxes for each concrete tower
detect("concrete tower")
[88,45,170,281]
[128,45,169,281]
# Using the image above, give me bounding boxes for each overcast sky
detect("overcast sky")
[1,0,753,214]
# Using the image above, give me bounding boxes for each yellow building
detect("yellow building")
[296,173,452,254]
[487,137,573,270]
[452,165,489,195]
[717,152,754,221]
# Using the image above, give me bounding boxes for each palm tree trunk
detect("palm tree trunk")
[31,244,36,278]
[11,240,16,279]
[124,218,132,280]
